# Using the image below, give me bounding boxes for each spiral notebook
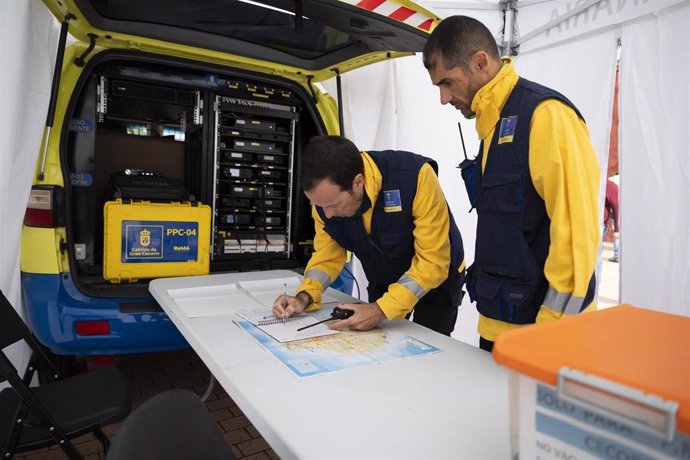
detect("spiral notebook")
[237,308,338,343]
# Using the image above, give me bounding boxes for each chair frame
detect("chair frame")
[0,291,111,459]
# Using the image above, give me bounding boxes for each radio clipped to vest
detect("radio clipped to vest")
[456,122,479,212]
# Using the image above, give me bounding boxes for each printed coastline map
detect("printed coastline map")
[237,320,441,378]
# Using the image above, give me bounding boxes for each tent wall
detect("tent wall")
[619,2,690,316]
[515,0,686,55]
[0,2,59,379]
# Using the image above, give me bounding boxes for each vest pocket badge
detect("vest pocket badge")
[383,189,402,213]
[498,115,518,144]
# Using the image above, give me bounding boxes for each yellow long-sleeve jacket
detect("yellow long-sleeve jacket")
[473,59,601,341]
[297,151,461,319]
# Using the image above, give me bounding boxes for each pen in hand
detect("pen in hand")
[282,283,287,325]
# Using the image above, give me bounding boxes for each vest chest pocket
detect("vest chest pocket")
[469,270,539,324]
[479,173,524,213]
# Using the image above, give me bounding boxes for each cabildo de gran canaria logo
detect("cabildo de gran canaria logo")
[123,223,163,261]
[123,221,198,262]
[139,229,151,247]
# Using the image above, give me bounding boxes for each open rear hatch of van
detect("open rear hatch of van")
[67,55,325,297]
[42,0,439,298]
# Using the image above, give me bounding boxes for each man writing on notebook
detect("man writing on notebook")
[272,135,465,336]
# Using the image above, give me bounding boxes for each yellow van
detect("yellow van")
[21,0,439,360]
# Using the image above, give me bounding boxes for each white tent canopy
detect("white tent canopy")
[1,0,688,366]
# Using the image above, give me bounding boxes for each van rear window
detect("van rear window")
[89,0,354,59]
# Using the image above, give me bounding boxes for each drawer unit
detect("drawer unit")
[213,96,297,260]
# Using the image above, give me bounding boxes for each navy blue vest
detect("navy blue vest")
[316,150,465,300]
[466,78,595,324]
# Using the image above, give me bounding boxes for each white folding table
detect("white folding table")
[150,270,511,459]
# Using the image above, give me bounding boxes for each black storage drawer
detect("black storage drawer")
[234,117,276,132]
[222,167,254,179]
[219,213,251,225]
[221,151,253,163]
[234,139,275,152]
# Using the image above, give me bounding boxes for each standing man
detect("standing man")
[423,16,600,351]
[273,136,465,336]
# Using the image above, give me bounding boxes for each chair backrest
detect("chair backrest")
[107,389,235,460]
[0,290,59,386]
[0,290,32,350]
[1,290,130,459]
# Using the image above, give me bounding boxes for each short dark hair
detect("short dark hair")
[300,136,363,192]
[423,15,500,72]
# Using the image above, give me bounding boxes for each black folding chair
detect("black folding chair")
[107,389,235,460]
[0,290,131,459]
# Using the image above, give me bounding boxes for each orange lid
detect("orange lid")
[493,305,690,433]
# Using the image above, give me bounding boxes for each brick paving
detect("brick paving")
[15,349,278,460]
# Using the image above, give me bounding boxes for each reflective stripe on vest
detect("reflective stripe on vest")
[398,274,426,299]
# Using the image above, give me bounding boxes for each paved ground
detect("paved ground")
[16,246,621,459]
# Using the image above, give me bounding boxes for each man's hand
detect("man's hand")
[272,292,310,320]
[328,302,386,331]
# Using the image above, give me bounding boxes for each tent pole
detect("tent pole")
[499,0,518,56]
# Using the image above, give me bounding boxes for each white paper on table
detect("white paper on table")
[168,283,239,300]
[175,292,262,318]
[238,277,340,307]
[238,277,302,293]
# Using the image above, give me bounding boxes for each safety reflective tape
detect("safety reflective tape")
[398,274,426,299]
[341,0,435,31]
[305,269,332,289]
[458,260,466,273]
[543,287,585,315]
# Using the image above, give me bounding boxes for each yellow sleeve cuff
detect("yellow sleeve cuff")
[376,284,419,320]
[297,278,324,311]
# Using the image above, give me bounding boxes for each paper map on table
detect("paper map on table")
[237,320,441,378]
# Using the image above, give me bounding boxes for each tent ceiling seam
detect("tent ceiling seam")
[514,0,605,48]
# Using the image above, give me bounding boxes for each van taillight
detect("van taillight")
[75,321,111,336]
[24,186,64,228]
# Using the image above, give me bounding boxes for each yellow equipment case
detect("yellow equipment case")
[103,199,211,283]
